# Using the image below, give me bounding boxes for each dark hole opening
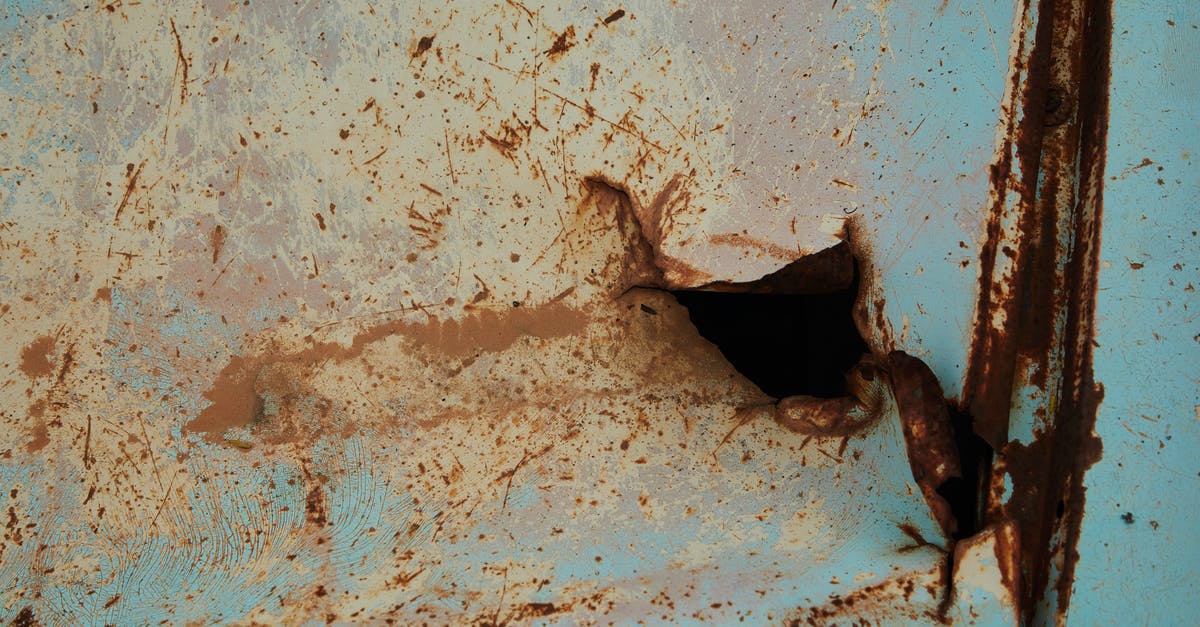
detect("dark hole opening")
[937,406,993,539]
[669,253,868,399]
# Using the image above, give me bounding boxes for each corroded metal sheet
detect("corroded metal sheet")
[0,1,1024,624]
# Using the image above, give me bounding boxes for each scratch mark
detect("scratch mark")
[169,18,189,105]
[443,128,457,184]
[210,252,240,287]
[149,469,181,529]
[113,161,145,224]
[138,414,163,491]
[363,148,388,166]
[497,444,552,511]
[506,0,534,21]
[541,87,666,153]
[83,414,92,469]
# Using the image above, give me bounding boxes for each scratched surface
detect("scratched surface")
[1,1,1020,624]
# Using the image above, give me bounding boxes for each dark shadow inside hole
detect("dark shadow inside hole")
[937,406,993,539]
[669,253,868,399]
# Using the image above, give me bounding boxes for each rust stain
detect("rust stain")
[696,243,855,295]
[962,0,1113,619]
[707,233,798,261]
[412,34,435,59]
[774,356,889,437]
[25,400,49,453]
[19,335,55,379]
[209,224,226,264]
[545,25,576,57]
[185,303,588,442]
[888,351,962,537]
[964,0,1055,448]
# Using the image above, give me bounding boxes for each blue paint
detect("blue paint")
[852,0,1017,401]
[1061,3,1200,625]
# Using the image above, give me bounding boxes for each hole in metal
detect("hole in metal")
[937,406,993,539]
[669,248,868,399]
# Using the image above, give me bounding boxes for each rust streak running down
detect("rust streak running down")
[962,0,1113,621]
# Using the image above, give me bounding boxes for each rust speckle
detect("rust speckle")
[19,335,55,379]
[9,606,36,627]
[185,303,588,442]
[545,25,576,57]
[603,9,626,24]
[305,469,328,527]
[412,34,435,59]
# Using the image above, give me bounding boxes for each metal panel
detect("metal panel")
[0,1,1029,624]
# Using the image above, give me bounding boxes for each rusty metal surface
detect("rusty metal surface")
[0,1,1029,624]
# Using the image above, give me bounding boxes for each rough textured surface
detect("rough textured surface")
[0,1,1023,624]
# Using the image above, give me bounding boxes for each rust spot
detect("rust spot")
[545,25,576,57]
[305,469,328,527]
[313,213,327,230]
[19,335,55,379]
[412,34,435,59]
[94,287,111,302]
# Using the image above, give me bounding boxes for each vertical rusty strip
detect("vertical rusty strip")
[965,0,1056,450]
[965,0,1112,621]
[1049,0,1110,617]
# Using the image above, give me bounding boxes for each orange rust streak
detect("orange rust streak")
[112,162,144,224]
